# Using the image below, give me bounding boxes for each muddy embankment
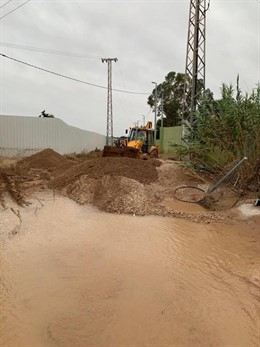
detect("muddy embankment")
[0,148,247,223]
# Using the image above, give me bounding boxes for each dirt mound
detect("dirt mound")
[66,176,99,205]
[16,149,70,174]
[65,149,102,160]
[50,157,161,189]
[1,151,161,207]
[0,149,229,222]
[94,175,148,215]
[65,174,162,216]
[1,149,75,205]
[58,173,224,221]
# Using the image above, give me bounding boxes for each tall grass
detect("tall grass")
[187,80,260,189]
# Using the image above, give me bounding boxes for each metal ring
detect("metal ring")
[173,185,206,203]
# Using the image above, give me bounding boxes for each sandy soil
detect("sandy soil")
[1,149,252,223]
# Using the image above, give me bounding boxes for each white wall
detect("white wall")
[0,115,106,157]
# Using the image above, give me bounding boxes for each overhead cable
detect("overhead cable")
[0,0,31,20]
[0,53,149,95]
[0,41,101,59]
[0,0,13,10]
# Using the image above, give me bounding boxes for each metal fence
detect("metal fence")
[0,115,106,157]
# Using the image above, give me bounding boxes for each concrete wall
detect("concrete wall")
[158,126,182,153]
[0,115,106,157]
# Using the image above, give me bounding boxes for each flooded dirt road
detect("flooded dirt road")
[1,193,259,347]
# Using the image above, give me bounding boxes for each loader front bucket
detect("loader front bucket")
[102,146,124,157]
[122,147,140,159]
[102,146,140,159]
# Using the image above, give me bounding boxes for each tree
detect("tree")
[147,71,189,127]
[39,110,55,118]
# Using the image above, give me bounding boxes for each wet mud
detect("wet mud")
[1,193,259,347]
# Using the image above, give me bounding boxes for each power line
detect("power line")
[0,41,101,59]
[0,0,31,20]
[0,52,149,95]
[0,0,13,9]
[115,63,136,116]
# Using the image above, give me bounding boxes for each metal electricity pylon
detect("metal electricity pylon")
[182,0,209,128]
[101,57,118,145]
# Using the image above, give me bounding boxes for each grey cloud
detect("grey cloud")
[0,0,259,136]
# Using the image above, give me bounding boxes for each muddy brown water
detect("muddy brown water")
[1,193,259,347]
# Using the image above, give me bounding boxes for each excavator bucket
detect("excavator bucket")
[102,146,124,157]
[102,146,140,159]
[122,147,140,159]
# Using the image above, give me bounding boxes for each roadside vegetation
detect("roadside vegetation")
[186,79,260,190]
[148,73,260,191]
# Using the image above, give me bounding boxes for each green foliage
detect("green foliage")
[189,79,260,188]
[147,72,189,127]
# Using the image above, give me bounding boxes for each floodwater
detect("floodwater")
[0,193,259,347]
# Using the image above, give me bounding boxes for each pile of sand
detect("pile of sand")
[1,149,74,205]
[1,150,161,211]
[51,156,162,215]
[0,150,227,221]
[50,157,161,189]
[49,157,161,190]
[15,149,72,175]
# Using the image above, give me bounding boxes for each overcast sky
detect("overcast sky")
[0,0,259,137]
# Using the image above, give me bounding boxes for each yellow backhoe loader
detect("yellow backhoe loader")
[102,121,159,159]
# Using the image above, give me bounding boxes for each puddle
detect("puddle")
[1,192,259,347]
[238,203,260,217]
[163,197,207,213]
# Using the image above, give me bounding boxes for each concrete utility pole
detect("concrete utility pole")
[101,57,118,145]
[161,94,164,128]
[183,0,209,128]
[152,81,158,145]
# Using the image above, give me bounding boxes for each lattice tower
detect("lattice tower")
[183,0,208,129]
[101,58,118,145]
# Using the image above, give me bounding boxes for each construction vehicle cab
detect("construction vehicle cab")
[126,122,158,158]
[102,121,158,159]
